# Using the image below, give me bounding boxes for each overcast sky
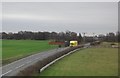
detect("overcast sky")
[2,2,118,35]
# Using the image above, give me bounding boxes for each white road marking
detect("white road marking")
[40,48,80,72]
[1,63,25,76]
[35,58,40,60]
[1,70,12,77]
[26,61,32,64]
[15,64,25,69]
[2,48,61,69]
[1,47,69,76]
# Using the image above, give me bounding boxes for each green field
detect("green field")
[0,40,2,57]
[39,43,118,76]
[2,40,57,64]
[0,40,2,66]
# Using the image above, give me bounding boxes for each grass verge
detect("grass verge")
[38,43,118,76]
[2,40,57,65]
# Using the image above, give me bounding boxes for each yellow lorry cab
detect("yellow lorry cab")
[70,41,78,47]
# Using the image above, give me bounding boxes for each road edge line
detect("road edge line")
[39,48,81,73]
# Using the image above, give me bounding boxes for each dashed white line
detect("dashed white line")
[1,48,59,70]
[1,48,68,77]
[1,70,12,76]
[35,58,40,60]
[1,63,27,76]
[15,64,25,69]
[26,61,32,64]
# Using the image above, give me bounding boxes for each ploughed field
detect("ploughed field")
[38,42,118,76]
[2,40,57,65]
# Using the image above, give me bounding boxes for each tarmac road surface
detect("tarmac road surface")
[1,47,68,77]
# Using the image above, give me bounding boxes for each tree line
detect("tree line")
[98,32,120,42]
[1,31,120,42]
[1,31,83,42]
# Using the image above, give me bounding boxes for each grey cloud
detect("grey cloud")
[2,2,118,35]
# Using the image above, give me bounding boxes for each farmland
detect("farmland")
[2,40,57,64]
[39,42,118,76]
[0,40,2,65]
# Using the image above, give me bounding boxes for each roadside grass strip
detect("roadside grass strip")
[39,47,118,76]
[2,40,57,64]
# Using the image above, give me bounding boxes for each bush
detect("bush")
[16,46,83,76]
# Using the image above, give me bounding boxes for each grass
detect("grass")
[0,40,2,66]
[39,42,118,76]
[2,40,57,64]
[0,40,2,57]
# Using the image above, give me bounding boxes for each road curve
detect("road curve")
[1,47,69,77]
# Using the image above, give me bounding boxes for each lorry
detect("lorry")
[70,41,78,47]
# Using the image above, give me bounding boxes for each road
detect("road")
[1,47,68,77]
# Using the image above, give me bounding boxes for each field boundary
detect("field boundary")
[40,48,81,73]
[16,45,84,76]
[2,48,58,66]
